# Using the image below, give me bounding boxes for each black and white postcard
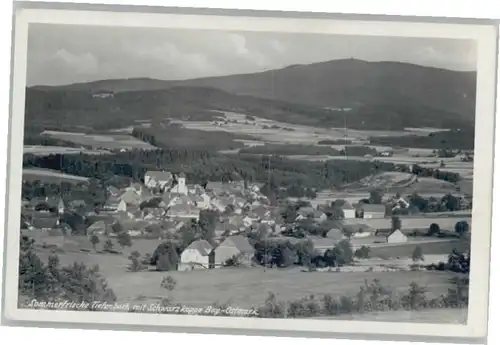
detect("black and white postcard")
[2,3,498,341]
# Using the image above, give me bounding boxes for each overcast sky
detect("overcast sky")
[26,23,477,86]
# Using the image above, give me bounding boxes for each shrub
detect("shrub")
[128,251,146,272]
[454,221,470,235]
[117,232,132,248]
[103,239,114,252]
[412,246,424,262]
[354,246,371,259]
[428,223,440,236]
[160,276,177,291]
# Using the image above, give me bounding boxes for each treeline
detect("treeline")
[317,139,353,145]
[21,180,108,207]
[410,164,461,183]
[257,277,469,318]
[239,144,378,157]
[22,150,397,193]
[369,129,475,150]
[252,238,355,269]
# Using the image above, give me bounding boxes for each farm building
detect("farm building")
[340,202,356,219]
[144,170,173,189]
[386,229,408,244]
[214,235,255,267]
[29,213,60,231]
[179,240,215,271]
[359,204,386,219]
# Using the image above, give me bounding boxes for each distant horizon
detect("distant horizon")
[27,24,477,86]
[27,57,477,88]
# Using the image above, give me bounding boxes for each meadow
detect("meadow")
[40,131,157,151]
[34,248,462,310]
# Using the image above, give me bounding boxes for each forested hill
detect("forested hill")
[31,59,477,129]
[26,65,476,132]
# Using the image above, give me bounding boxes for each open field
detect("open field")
[342,172,458,194]
[22,168,89,184]
[26,230,468,311]
[317,308,467,324]
[24,145,112,156]
[40,131,157,151]
[174,110,439,147]
[33,248,463,309]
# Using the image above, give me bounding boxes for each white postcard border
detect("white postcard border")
[3,7,498,339]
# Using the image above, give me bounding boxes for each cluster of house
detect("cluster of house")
[21,170,284,240]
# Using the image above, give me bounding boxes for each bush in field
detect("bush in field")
[128,251,146,272]
[90,234,100,251]
[354,245,371,259]
[103,238,114,252]
[454,221,470,235]
[412,246,424,262]
[428,223,440,236]
[117,232,132,248]
[160,276,177,291]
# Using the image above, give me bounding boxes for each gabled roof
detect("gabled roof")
[184,239,213,256]
[360,204,386,213]
[386,229,407,238]
[87,220,107,230]
[107,186,120,195]
[145,171,173,181]
[220,235,254,253]
[168,204,199,215]
[340,202,355,210]
[313,210,326,218]
[31,215,59,229]
[120,190,142,204]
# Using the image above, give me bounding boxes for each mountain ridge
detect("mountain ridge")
[25,58,477,132]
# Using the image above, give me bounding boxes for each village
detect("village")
[20,167,472,273]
